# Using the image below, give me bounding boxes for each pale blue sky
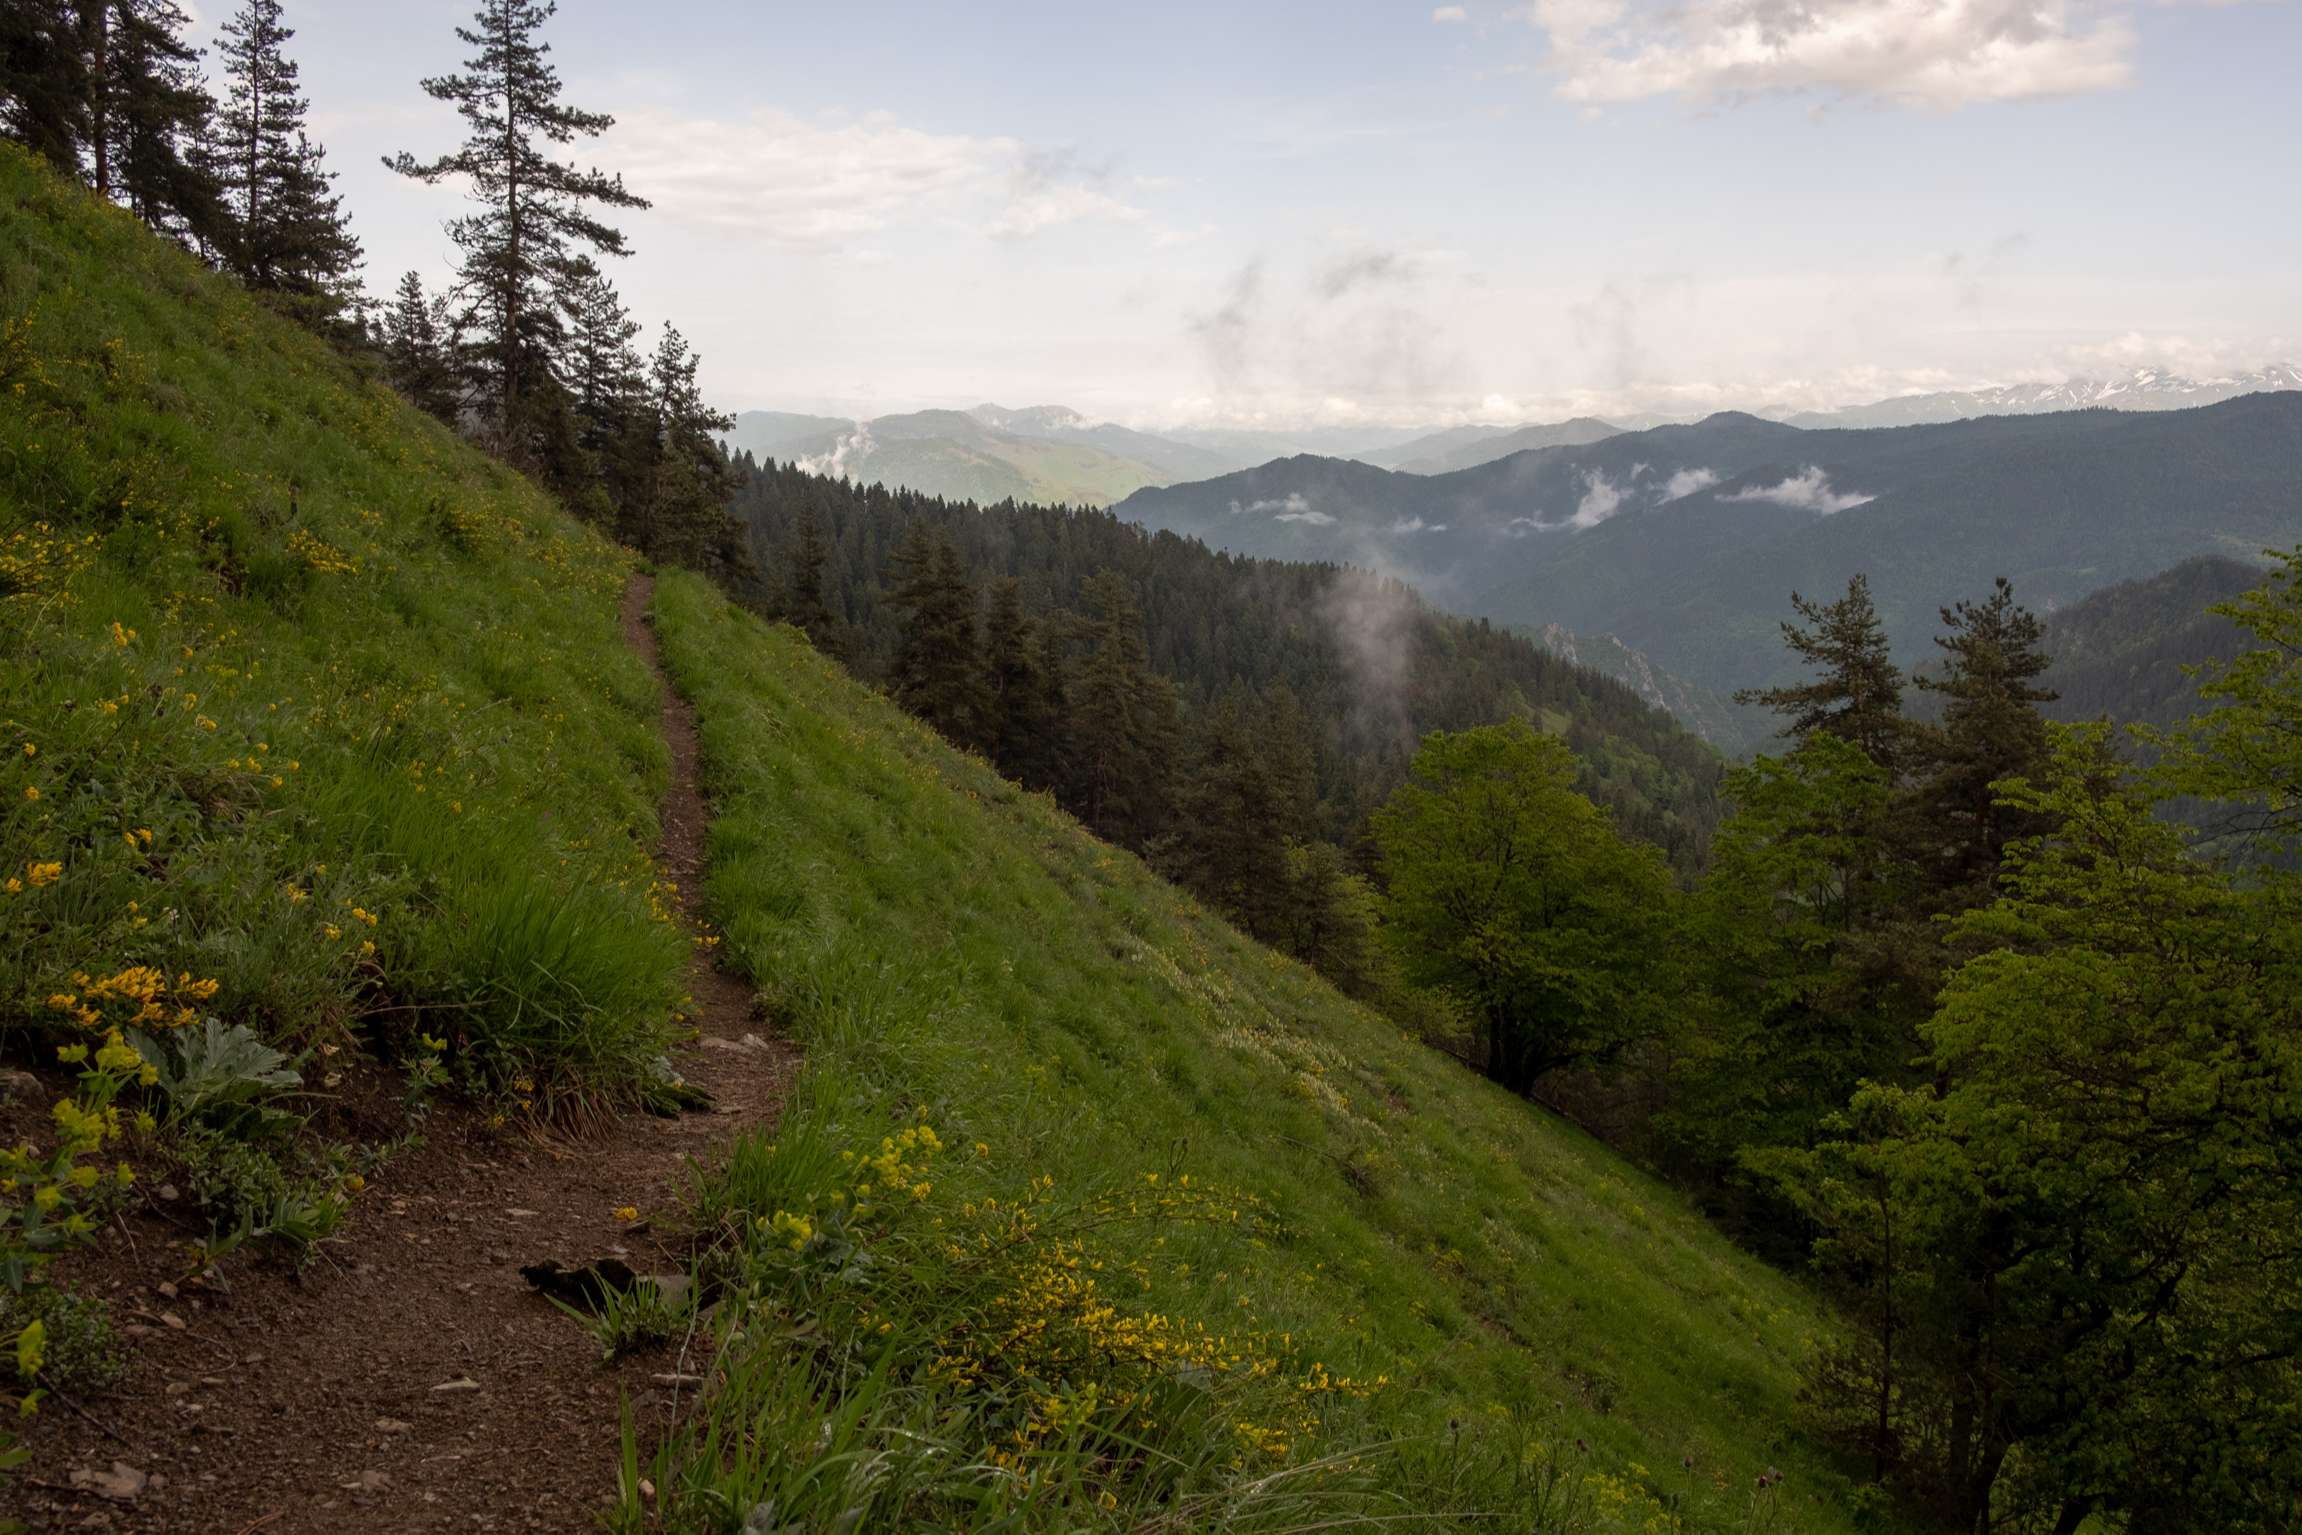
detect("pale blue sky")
[218,0,2300,425]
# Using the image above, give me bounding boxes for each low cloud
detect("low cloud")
[610,107,1155,247]
[1229,492,1332,523]
[1722,466,1876,514]
[1663,465,1720,499]
[1570,469,1628,527]
[1527,0,2141,111]
[1319,568,1421,747]
[797,421,873,479]
[1390,516,1449,534]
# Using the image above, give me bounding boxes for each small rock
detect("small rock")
[375,1418,414,1434]
[344,1470,392,1492]
[504,1208,540,1218]
[0,1067,39,1102]
[156,1183,180,1202]
[431,1377,482,1393]
[164,1381,191,1396]
[74,1461,149,1501]
[158,1311,186,1330]
[155,1280,178,1299]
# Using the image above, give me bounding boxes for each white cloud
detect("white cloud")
[1722,466,1876,513]
[1230,492,1337,524]
[609,107,1154,247]
[1528,0,2139,110]
[1570,468,1628,527]
[1433,4,1471,20]
[1390,516,1449,533]
[1663,465,1721,498]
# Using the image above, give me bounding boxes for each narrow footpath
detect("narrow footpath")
[20,574,798,1533]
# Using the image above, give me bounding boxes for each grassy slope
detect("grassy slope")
[655,570,1870,1530]
[0,146,681,1099]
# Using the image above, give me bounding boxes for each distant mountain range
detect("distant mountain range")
[721,405,1255,508]
[1771,364,2302,430]
[1114,393,2302,718]
[1358,417,1624,475]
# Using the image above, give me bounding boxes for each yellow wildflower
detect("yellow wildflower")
[26,861,61,887]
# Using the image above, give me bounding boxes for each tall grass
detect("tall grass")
[0,146,681,1102]
[643,571,1888,1532]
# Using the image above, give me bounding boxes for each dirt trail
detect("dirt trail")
[20,573,798,1533]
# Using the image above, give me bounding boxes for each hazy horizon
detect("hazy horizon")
[214,0,2300,431]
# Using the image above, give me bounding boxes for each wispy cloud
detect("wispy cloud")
[1663,465,1720,498]
[610,108,1159,247]
[1433,4,1471,20]
[1527,0,2142,110]
[1722,466,1875,513]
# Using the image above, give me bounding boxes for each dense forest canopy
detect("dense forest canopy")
[730,453,1725,870]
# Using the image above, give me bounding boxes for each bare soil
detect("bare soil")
[15,574,797,1533]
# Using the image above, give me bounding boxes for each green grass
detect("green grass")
[645,569,1879,1533]
[0,144,684,1103]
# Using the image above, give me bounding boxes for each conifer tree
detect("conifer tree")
[90,0,226,247]
[1906,577,2058,908]
[1,1,89,175]
[1736,575,1907,774]
[1066,569,1177,845]
[980,576,1063,785]
[780,504,841,654]
[558,260,641,460]
[886,524,987,749]
[633,325,741,573]
[381,270,461,423]
[211,0,360,324]
[388,0,648,457]
[1170,683,1308,942]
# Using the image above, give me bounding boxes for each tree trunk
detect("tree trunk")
[85,0,110,197]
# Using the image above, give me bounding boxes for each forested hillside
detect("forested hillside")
[2039,555,2260,727]
[731,456,1725,872]
[1115,398,2302,697]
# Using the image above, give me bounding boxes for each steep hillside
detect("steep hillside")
[639,570,1878,1530]
[1491,396,2302,692]
[737,459,1727,865]
[0,147,682,1103]
[2040,555,2261,728]
[1114,413,1806,607]
[1116,401,2302,697]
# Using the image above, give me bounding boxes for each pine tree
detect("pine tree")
[90,0,226,248]
[1,1,90,175]
[885,524,987,749]
[1736,574,1907,774]
[883,522,985,750]
[1065,569,1177,845]
[781,505,841,655]
[1169,684,1309,942]
[209,1,361,325]
[1906,577,2058,909]
[558,260,641,460]
[381,271,461,423]
[388,0,648,458]
[634,324,741,572]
